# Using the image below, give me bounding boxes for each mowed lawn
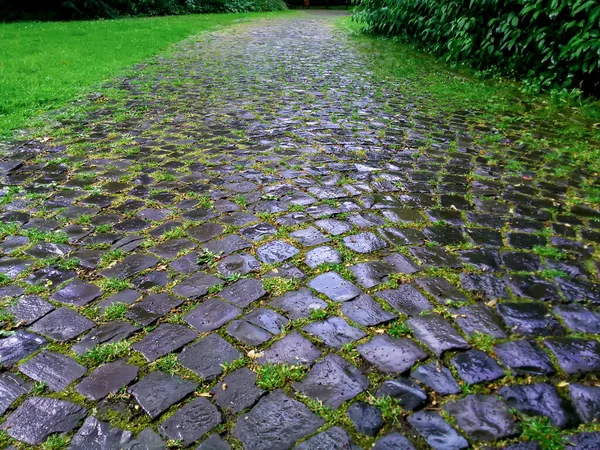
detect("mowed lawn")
[0,11,294,139]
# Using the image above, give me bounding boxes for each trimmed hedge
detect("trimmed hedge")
[1,0,287,21]
[353,0,600,96]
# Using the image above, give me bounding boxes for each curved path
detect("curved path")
[1,11,600,450]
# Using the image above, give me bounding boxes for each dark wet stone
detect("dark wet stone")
[123,427,166,450]
[410,247,461,268]
[347,401,383,437]
[19,350,86,391]
[372,432,416,450]
[494,340,555,376]
[256,240,299,263]
[554,304,600,333]
[0,284,24,298]
[504,274,559,300]
[305,246,342,269]
[348,212,385,228]
[567,432,600,449]
[451,349,504,384]
[544,338,600,375]
[148,238,195,259]
[383,253,422,274]
[221,212,258,227]
[25,242,72,258]
[51,279,102,306]
[314,218,352,236]
[0,236,29,254]
[358,335,426,374]
[379,227,425,246]
[179,333,242,380]
[244,308,288,334]
[219,278,265,308]
[293,354,368,409]
[159,397,221,446]
[204,234,251,257]
[233,390,324,450]
[211,367,264,414]
[557,278,600,303]
[1,396,87,445]
[341,293,397,326]
[217,253,260,277]
[132,324,197,362]
[454,304,507,338]
[270,288,327,319]
[69,416,133,450]
[0,372,31,416]
[7,294,54,326]
[240,222,277,242]
[500,382,577,428]
[0,330,46,367]
[303,316,366,349]
[295,426,358,450]
[377,377,426,410]
[502,251,543,272]
[97,288,140,313]
[188,222,224,242]
[308,272,361,302]
[444,394,518,441]
[408,410,468,450]
[173,272,223,299]
[227,320,272,346]
[111,235,144,253]
[25,266,77,287]
[290,226,330,246]
[72,248,103,269]
[414,277,468,304]
[424,225,466,245]
[407,314,470,357]
[465,228,504,247]
[29,307,94,342]
[76,360,139,401]
[376,285,432,316]
[196,434,231,450]
[100,254,159,279]
[185,298,241,333]
[411,361,460,395]
[460,273,508,300]
[497,302,564,336]
[129,371,197,419]
[0,257,35,277]
[257,331,321,366]
[343,232,387,253]
[132,269,169,290]
[570,383,600,423]
[263,262,305,279]
[349,261,396,288]
[126,293,182,326]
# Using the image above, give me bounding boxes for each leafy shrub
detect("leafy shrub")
[1,0,286,21]
[353,0,600,96]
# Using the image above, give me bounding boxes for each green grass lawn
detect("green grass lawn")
[0,10,295,140]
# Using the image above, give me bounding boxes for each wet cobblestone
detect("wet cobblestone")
[1,10,600,449]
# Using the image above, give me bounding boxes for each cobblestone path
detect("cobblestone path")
[2,11,600,450]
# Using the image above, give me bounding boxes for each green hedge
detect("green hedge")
[1,0,287,21]
[353,0,600,96]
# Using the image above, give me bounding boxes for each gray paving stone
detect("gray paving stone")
[270,288,327,319]
[406,314,470,357]
[29,307,94,342]
[0,372,32,416]
[0,330,46,367]
[308,271,361,302]
[232,390,324,450]
[132,324,197,362]
[19,350,86,391]
[211,367,265,414]
[303,316,366,349]
[340,293,397,326]
[358,335,427,374]
[159,397,222,446]
[68,416,133,450]
[257,331,321,366]
[129,371,197,419]
[185,298,241,333]
[1,396,87,444]
[6,294,54,326]
[179,333,242,380]
[219,277,266,308]
[76,360,139,401]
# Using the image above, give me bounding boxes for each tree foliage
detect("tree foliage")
[1,0,287,21]
[353,0,600,96]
